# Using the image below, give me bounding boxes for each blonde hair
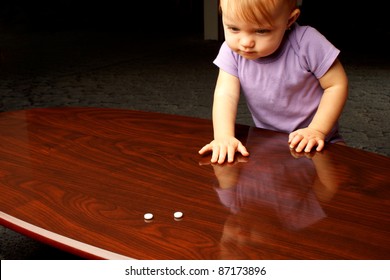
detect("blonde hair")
[220,0,298,27]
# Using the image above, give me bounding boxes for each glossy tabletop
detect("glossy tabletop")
[0,107,389,259]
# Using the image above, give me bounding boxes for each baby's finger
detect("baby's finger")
[227,145,236,163]
[289,134,303,149]
[315,140,325,152]
[198,144,211,155]
[304,139,317,153]
[210,146,220,163]
[294,138,308,153]
[237,143,249,157]
[217,145,227,164]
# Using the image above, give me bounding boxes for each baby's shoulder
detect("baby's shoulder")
[291,24,325,45]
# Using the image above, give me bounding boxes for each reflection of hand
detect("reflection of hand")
[198,154,249,166]
[288,127,325,153]
[289,147,315,159]
[310,150,342,202]
[198,137,249,164]
[289,147,340,202]
[199,155,249,189]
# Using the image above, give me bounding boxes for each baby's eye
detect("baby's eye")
[256,29,270,34]
[228,26,240,32]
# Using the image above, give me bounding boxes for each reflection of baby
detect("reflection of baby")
[214,128,326,231]
[203,128,359,259]
[215,166,326,231]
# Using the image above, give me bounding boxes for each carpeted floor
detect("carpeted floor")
[0,25,389,259]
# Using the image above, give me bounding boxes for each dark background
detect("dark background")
[298,2,388,54]
[0,1,203,35]
[0,1,388,54]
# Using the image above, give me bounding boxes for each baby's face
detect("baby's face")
[221,3,293,60]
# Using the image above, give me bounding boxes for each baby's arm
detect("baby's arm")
[289,59,348,152]
[199,69,249,163]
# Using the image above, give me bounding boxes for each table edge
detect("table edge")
[0,211,133,260]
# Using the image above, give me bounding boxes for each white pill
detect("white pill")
[174,211,183,219]
[144,213,153,220]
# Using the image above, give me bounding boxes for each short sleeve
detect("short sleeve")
[213,42,240,77]
[294,26,340,79]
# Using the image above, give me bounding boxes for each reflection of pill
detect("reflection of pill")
[174,211,183,219]
[144,213,153,220]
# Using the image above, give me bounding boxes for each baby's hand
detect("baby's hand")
[288,128,326,153]
[198,137,249,164]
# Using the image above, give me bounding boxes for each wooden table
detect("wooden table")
[0,107,389,259]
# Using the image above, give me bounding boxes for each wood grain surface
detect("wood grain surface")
[0,107,389,259]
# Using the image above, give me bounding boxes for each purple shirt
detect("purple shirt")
[214,23,342,142]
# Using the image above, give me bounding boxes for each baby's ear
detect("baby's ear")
[287,8,300,29]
